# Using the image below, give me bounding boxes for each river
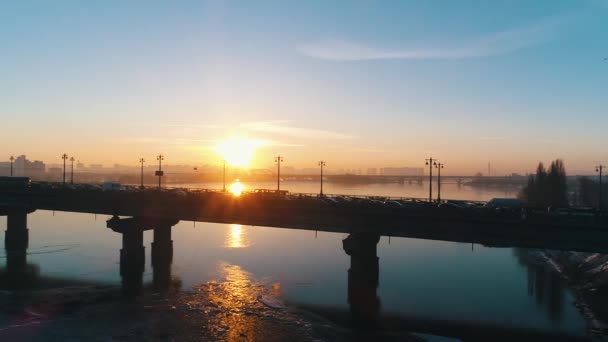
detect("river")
[0,181,594,340]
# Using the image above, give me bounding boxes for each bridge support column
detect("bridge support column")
[342,232,381,327]
[5,211,29,251]
[119,227,145,296]
[151,225,173,293]
[107,216,178,296]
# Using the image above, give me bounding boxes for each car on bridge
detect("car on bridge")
[102,182,126,191]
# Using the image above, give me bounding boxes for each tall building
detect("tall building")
[12,155,45,178]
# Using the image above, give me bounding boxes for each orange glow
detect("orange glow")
[213,137,263,168]
[229,179,245,197]
[225,224,250,248]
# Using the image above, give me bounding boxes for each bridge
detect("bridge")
[2,182,608,254]
[1,182,606,290]
[1,183,603,340]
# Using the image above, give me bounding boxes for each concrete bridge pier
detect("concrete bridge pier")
[107,216,145,296]
[5,211,29,251]
[107,216,178,296]
[151,225,173,293]
[342,232,381,327]
[120,227,145,296]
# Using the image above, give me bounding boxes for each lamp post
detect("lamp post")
[9,156,14,176]
[435,162,444,202]
[139,158,145,189]
[69,157,75,184]
[156,155,164,189]
[275,156,284,192]
[425,158,437,202]
[597,165,605,211]
[318,161,326,197]
[61,153,68,185]
[222,159,227,192]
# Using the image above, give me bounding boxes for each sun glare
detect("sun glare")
[229,179,245,196]
[214,137,263,168]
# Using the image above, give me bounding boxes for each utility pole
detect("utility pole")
[425,158,437,202]
[139,158,145,189]
[69,157,75,184]
[318,161,326,197]
[597,165,605,211]
[61,153,68,185]
[222,159,227,192]
[156,155,164,189]
[9,156,14,176]
[275,156,284,192]
[435,162,444,202]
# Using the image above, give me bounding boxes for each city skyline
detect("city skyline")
[2,1,607,174]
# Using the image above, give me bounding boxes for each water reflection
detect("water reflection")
[0,250,39,291]
[514,249,566,322]
[224,224,250,249]
[343,233,381,328]
[198,262,283,341]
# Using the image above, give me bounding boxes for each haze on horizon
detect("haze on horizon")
[1,1,607,175]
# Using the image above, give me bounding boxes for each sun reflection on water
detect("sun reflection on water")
[224,224,250,249]
[196,262,289,341]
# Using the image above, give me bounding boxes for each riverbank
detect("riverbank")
[520,249,608,340]
[0,278,430,341]
[0,281,337,341]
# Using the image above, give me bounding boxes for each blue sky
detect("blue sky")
[1,1,607,174]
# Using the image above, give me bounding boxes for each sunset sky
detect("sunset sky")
[1,1,607,175]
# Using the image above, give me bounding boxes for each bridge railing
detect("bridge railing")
[22,181,488,205]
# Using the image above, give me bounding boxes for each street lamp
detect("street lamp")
[275,156,284,192]
[9,156,14,177]
[139,158,145,189]
[156,155,164,189]
[425,158,437,202]
[597,165,605,211]
[69,157,75,184]
[222,159,227,192]
[318,161,326,197]
[61,154,68,185]
[435,162,444,202]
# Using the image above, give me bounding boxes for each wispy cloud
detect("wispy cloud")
[298,17,563,61]
[479,136,505,141]
[239,121,355,140]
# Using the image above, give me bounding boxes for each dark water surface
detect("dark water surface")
[0,182,592,340]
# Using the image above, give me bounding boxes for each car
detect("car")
[102,182,125,191]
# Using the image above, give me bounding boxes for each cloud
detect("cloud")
[298,18,562,61]
[239,121,355,140]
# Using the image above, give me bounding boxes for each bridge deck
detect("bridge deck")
[1,186,607,253]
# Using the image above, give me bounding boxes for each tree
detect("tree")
[519,159,569,208]
[546,159,568,208]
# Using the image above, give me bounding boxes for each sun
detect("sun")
[213,137,263,168]
[229,179,245,196]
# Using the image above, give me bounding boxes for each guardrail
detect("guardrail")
[22,181,488,205]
